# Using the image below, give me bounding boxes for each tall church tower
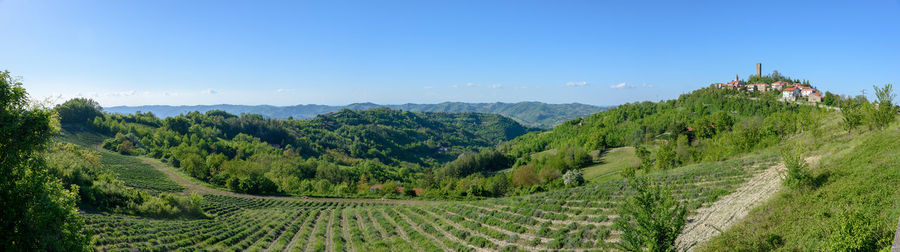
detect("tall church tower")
[756,63,762,77]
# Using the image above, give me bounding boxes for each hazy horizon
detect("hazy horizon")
[102,100,613,108]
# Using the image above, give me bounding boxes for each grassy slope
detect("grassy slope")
[55,126,184,192]
[583,147,639,183]
[702,112,900,251]
[55,125,107,147]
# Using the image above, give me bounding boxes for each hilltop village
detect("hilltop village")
[712,63,824,103]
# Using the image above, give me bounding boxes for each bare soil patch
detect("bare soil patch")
[675,156,820,251]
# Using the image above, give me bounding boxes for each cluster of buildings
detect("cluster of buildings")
[712,63,823,103]
[714,79,823,103]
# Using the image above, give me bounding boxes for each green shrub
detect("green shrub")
[614,177,687,252]
[781,151,812,189]
[827,209,893,252]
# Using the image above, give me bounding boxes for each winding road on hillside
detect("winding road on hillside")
[675,156,821,251]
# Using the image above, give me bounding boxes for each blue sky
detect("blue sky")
[1,0,898,106]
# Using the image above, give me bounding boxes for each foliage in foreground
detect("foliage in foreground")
[0,70,89,251]
[614,177,687,252]
[46,142,205,218]
[703,111,899,251]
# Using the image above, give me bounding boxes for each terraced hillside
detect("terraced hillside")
[82,145,777,251]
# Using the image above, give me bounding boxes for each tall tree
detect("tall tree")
[870,84,896,129]
[0,71,89,251]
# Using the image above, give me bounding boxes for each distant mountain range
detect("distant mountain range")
[104,102,608,128]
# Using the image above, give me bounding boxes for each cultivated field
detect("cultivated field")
[83,147,778,251]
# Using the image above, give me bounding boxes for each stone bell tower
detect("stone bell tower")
[756,63,762,77]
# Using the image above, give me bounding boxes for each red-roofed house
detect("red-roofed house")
[728,80,744,89]
[748,83,769,92]
[770,81,786,91]
[782,87,800,101]
[808,92,823,103]
[800,87,817,97]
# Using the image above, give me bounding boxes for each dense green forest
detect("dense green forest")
[58,100,534,197]
[105,101,606,129]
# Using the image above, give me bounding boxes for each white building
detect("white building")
[782,87,800,101]
[800,87,817,97]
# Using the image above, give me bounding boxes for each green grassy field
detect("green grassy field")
[97,151,185,192]
[56,127,185,192]
[55,125,108,147]
[702,112,900,251]
[583,147,639,182]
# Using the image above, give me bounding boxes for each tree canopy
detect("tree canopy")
[0,71,90,251]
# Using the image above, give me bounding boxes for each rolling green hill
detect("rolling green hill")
[104,101,607,129]
[67,104,536,197]
[39,82,900,251]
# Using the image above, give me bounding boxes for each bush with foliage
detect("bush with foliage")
[781,151,812,189]
[868,83,896,130]
[827,208,893,252]
[614,177,686,252]
[562,169,584,186]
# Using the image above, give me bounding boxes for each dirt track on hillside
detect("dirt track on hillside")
[137,156,437,205]
[675,156,821,251]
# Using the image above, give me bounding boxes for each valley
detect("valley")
[40,80,898,251]
[4,2,899,251]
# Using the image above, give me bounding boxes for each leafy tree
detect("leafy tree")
[869,84,896,129]
[356,174,370,194]
[54,98,102,125]
[436,149,511,179]
[614,177,686,252]
[674,134,691,165]
[484,174,510,197]
[840,99,864,134]
[381,181,398,196]
[655,141,676,170]
[635,146,653,171]
[511,165,539,187]
[0,71,89,251]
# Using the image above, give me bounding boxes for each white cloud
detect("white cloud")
[466,82,478,87]
[609,82,630,89]
[450,84,460,88]
[490,84,502,89]
[204,89,217,95]
[104,90,136,97]
[565,81,588,87]
[642,83,654,88]
[423,86,434,89]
